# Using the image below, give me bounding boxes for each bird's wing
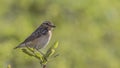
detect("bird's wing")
[14,30,40,49]
[14,26,48,49]
[22,27,48,44]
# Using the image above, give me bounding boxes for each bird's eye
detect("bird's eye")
[46,23,49,25]
[45,23,51,26]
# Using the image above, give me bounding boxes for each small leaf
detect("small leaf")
[22,49,34,56]
[48,41,59,51]
[7,64,11,68]
[45,49,55,59]
[44,41,59,59]
[35,51,43,58]
[53,41,59,49]
[48,49,55,57]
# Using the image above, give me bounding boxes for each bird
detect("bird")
[14,21,56,50]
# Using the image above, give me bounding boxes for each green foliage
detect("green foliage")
[22,42,59,67]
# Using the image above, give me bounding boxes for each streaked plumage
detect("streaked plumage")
[14,21,55,50]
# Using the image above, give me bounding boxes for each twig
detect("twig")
[43,65,46,68]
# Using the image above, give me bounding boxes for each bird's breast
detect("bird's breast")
[36,31,52,49]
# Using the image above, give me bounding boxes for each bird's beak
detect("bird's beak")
[51,25,56,28]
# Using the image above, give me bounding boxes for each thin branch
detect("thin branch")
[43,65,46,68]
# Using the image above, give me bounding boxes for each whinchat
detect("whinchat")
[14,21,56,50]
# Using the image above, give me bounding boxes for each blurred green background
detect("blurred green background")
[0,0,120,68]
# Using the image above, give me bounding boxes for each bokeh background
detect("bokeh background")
[0,0,120,68]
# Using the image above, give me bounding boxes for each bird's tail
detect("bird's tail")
[14,44,25,49]
[14,46,20,49]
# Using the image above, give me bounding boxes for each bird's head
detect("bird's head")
[41,21,56,30]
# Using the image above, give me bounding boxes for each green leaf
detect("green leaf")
[7,64,11,68]
[44,41,59,59]
[49,41,59,50]
[53,41,59,49]
[22,49,34,56]
[45,49,55,58]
